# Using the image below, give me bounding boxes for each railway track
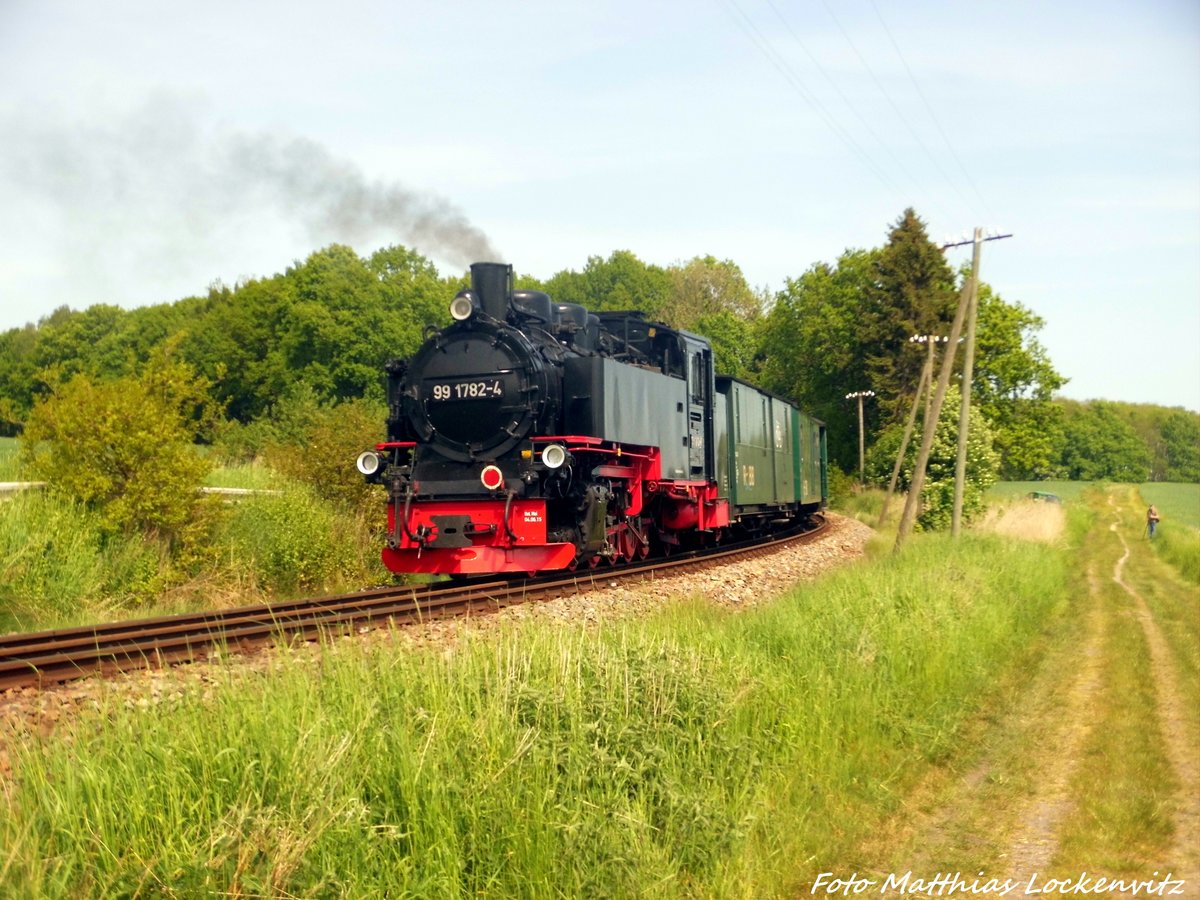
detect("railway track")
[0,517,827,693]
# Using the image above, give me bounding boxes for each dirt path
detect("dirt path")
[1111,522,1200,888]
[852,490,1199,897]
[998,563,1105,873]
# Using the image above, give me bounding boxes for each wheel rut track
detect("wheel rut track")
[0,518,827,693]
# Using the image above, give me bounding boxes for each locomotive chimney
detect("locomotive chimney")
[470,262,513,321]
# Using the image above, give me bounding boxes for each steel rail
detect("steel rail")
[0,517,826,692]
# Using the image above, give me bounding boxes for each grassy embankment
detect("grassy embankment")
[2,508,1082,896]
[0,439,386,631]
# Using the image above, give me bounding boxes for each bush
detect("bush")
[220,487,378,595]
[20,350,219,547]
[866,385,999,531]
[263,397,387,516]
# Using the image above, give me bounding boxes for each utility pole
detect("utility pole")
[946,228,1013,536]
[893,279,971,553]
[846,390,875,486]
[878,334,947,528]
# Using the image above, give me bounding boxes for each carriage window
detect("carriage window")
[690,351,706,403]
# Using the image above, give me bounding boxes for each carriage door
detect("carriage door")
[686,341,713,480]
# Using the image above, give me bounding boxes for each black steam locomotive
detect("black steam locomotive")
[357,262,827,575]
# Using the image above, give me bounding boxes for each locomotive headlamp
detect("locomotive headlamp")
[480,465,505,491]
[540,443,567,470]
[356,450,383,476]
[449,294,475,321]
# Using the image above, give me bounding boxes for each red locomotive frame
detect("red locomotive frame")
[378,437,731,575]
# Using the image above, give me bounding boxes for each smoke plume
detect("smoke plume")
[1,98,500,310]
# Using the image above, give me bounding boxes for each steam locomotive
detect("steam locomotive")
[356,262,827,576]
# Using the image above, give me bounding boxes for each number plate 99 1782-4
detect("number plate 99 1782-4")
[428,380,504,401]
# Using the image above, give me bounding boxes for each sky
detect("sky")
[1,0,1197,411]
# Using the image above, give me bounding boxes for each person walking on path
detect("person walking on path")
[1147,504,1161,539]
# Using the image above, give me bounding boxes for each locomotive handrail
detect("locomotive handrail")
[401,491,422,546]
[502,491,519,543]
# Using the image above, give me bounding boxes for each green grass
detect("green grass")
[0,435,21,480]
[1139,482,1200,530]
[831,486,887,522]
[0,491,162,628]
[203,459,290,491]
[0,485,388,630]
[2,530,1072,897]
[1054,487,1189,872]
[1138,483,1200,584]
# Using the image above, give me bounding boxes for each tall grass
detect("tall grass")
[203,459,289,491]
[217,485,381,595]
[2,531,1071,896]
[0,492,162,628]
[0,435,20,480]
[0,484,388,630]
[833,485,887,523]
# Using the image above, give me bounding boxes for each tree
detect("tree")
[663,255,762,326]
[179,243,446,422]
[542,251,671,317]
[181,276,296,422]
[1160,410,1200,482]
[861,209,958,422]
[21,346,219,545]
[1056,401,1151,482]
[971,283,1067,478]
[866,384,999,530]
[758,248,879,471]
[658,256,762,378]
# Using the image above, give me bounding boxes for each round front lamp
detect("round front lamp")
[449,294,475,321]
[540,443,567,470]
[356,450,382,476]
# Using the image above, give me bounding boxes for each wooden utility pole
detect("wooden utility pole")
[893,282,971,552]
[951,230,983,536]
[948,229,1012,537]
[846,390,875,486]
[878,335,944,528]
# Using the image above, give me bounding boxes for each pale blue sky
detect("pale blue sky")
[1,0,1197,410]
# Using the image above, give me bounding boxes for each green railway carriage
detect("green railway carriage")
[795,408,827,507]
[715,376,827,519]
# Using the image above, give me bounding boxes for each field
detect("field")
[1138,482,1200,530]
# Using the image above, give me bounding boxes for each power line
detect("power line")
[719,0,910,206]
[867,0,995,220]
[761,0,957,224]
[817,0,986,222]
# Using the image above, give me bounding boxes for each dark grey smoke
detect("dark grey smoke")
[2,98,501,285]
[220,132,501,264]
